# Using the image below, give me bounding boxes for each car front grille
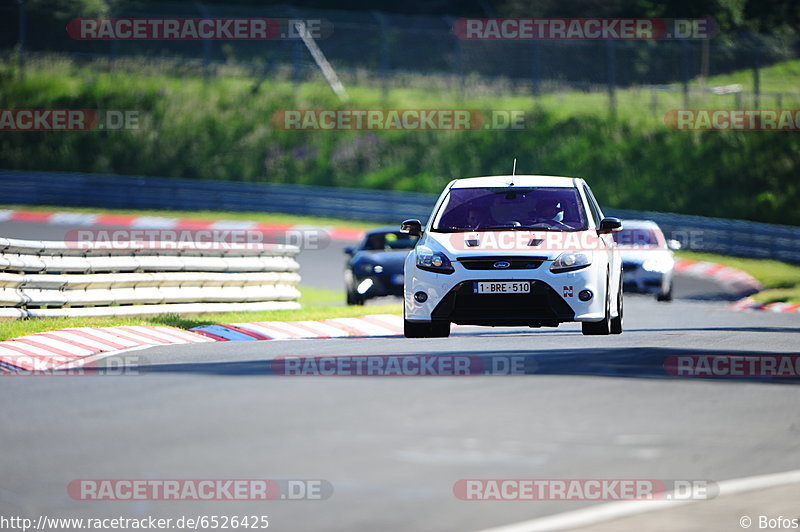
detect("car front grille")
[457,256,547,270]
[431,280,574,326]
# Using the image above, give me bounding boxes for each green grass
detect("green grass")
[695,59,800,94]
[2,55,800,225]
[0,204,379,230]
[0,285,402,341]
[749,287,800,305]
[676,250,800,303]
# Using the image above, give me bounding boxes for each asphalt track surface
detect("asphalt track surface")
[1,221,799,532]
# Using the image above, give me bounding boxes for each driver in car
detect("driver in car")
[528,198,564,225]
[465,207,496,229]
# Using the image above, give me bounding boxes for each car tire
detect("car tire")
[582,278,611,336]
[430,320,451,338]
[656,283,673,302]
[404,319,432,338]
[346,290,365,306]
[610,275,623,335]
[403,309,450,338]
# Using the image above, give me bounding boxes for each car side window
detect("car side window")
[582,185,602,226]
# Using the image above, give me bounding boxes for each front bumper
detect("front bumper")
[622,265,670,294]
[405,256,609,324]
[430,280,574,326]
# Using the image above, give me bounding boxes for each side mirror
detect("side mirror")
[344,246,355,255]
[598,217,622,234]
[667,239,682,251]
[400,219,423,237]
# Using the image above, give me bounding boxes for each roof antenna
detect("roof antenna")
[510,158,517,186]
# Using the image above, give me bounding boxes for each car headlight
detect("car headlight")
[550,252,591,273]
[356,262,375,274]
[642,257,672,273]
[415,245,454,274]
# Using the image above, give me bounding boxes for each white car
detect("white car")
[613,219,679,302]
[401,175,624,337]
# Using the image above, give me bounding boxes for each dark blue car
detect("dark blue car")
[344,227,420,305]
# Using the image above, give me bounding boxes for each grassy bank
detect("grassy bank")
[1,56,799,225]
[677,250,800,304]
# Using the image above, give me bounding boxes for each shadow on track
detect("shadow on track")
[119,347,800,385]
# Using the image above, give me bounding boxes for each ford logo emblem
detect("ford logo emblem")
[493,261,511,269]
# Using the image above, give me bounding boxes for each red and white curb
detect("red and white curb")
[192,314,403,341]
[674,258,762,294]
[0,315,405,373]
[730,297,800,313]
[672,259,796,313]
[0,325,215,372]
[0,208,365,241]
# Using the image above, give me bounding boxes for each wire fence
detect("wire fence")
[1,1,798,108]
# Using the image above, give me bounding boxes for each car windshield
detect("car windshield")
[432,186,587,232]
[613,228,665,248]
[362,231,419,251]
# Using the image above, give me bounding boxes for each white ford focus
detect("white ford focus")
[401,175,624,337]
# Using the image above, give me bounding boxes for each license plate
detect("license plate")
[473,281,531,294]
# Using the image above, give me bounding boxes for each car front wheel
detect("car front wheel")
[582,278,611,336]
[610,275,623,334]
[656,282,673,302]
[404,318,450,338]
[346,289,365,306]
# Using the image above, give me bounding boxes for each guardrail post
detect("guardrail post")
[606,39,616,118]
[650,89,658,116]
[15,0,26,79]
[530,40,541,97]
[106,0,118,65]
[681,40,690,108]
[443,16,464,100]
[289,7,303,89]
[751,37,760,108]
[195,2,212,81]
[371,10,391,101]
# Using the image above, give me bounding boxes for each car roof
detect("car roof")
[448,175,582,189]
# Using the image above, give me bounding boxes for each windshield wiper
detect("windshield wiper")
[481,224,554,231]
[433,224,575,233]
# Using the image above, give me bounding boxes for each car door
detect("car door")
[582,184,620,294]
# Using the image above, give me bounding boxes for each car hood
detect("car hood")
[427,230,605,260]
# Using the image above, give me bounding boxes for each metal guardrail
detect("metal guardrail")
[0,169,798,263]
[0,235,301,318]
[0,169,435,224]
